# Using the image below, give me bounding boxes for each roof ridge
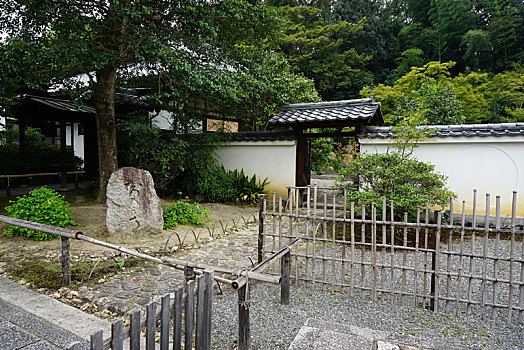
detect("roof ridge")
[285,98,376,111]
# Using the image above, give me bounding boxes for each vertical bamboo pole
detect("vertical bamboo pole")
[492,196,501,319]
[431,211,442,312]
[278,197,283,249]
[518,193,524,323]
[390,201,395,302]
[272,193,276,252]
[341,190,347,285]
[372,204,377,302]
[401,212,408,306]
[281,251,291,305]
[481,193,490,319]
[381,198,387,297]
[445,198,454,312]
[422,201,429,308]
[455,202,466,315]
[360,204,366,297]
[295,188,300,285]
[258,195,265,264]
[350,202,355,296]
[467,190,477,315]
[331,195,336,289]
[508,191,517,322]
[322,192,328,285]
[414,208,421,308]
[305,186,311,281]
[288,189,293,246]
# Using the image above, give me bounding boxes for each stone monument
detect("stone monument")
[106,167,163,236]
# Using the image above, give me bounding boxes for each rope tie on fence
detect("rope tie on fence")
[238,267,251,310]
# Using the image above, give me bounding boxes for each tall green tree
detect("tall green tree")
[0,0,281,200]
[272,6,372,100]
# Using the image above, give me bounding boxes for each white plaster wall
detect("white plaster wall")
[359,136,524,216]
[65,123,85,163]
[215,140,296,198]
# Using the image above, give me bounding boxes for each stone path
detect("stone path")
[78,223,261,316]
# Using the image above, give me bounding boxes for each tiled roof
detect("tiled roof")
[21,95,96,114]
[226,131,296,142]
[270,98,382,125]
[360,123,524,138]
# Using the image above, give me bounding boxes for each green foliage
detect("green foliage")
[311,138,335,174]
[191,166,237,203]
[4,187,77,241]
[230,169,269,204]
[0,127,83,175]
[336,117,454,217]
[338,152,454,217]
[163,201,209,229]
[190,166,268,203]
[117,118,188,190]
[395,83,465,125]
[364,61,523,124]
[272,6,372,100]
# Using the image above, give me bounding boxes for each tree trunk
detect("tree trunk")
[94,64,118,202]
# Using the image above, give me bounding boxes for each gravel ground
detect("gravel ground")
[210,282,524,350]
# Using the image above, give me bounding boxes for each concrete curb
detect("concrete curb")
[0,277,111,342]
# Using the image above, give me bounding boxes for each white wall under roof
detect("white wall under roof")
[215,140,296,198]
[359,135,524,217]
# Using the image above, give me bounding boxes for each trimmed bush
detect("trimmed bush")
[163,201,209,229]
[4,187,77,240]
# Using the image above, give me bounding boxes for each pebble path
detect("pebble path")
[78,221,261,316]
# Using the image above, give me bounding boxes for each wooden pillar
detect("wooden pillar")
[60,118,67,190]
[295,127,306,187]
[281,251,291,305]
[238,285,250,350]
[258,194,265,264]
[61,237,71,287]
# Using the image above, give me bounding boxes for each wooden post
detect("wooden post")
[430,210,441,312]
[238,284,250,350]
[258,194,265,264]
[185,265,195,282]
[61,237,71,287]
[281,251,291,305]
[203,270,214,350]
[60,118,67,190]
[6,176,11,196]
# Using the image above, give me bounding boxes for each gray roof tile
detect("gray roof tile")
[360,123,524,138]
[270,98,383,125]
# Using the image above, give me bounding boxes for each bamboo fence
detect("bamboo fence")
[259,187,524,323]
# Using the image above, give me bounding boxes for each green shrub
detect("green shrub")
[192,166,237,203]
[191,166,268,203]
[230,169,269,204]
[336,152,454,218]
[163,201,209,229]
[4,186,77,240]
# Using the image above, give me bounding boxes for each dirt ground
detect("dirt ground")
[0,198,258,260]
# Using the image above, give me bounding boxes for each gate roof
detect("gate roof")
[269,97,383,129]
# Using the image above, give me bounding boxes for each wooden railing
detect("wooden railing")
[0,170,85,195]
[0,213,295,350]
[67,271,214,350]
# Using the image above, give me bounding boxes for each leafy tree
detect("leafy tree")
[271,6,372,100]
[335,114,454,218]
[461,30,492,71]
[331,0,406,83]
[429,0,477,68]
[211,48,320,131]
[362,61,456,122]
[0,0,283,200]
[395,83,465,125]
